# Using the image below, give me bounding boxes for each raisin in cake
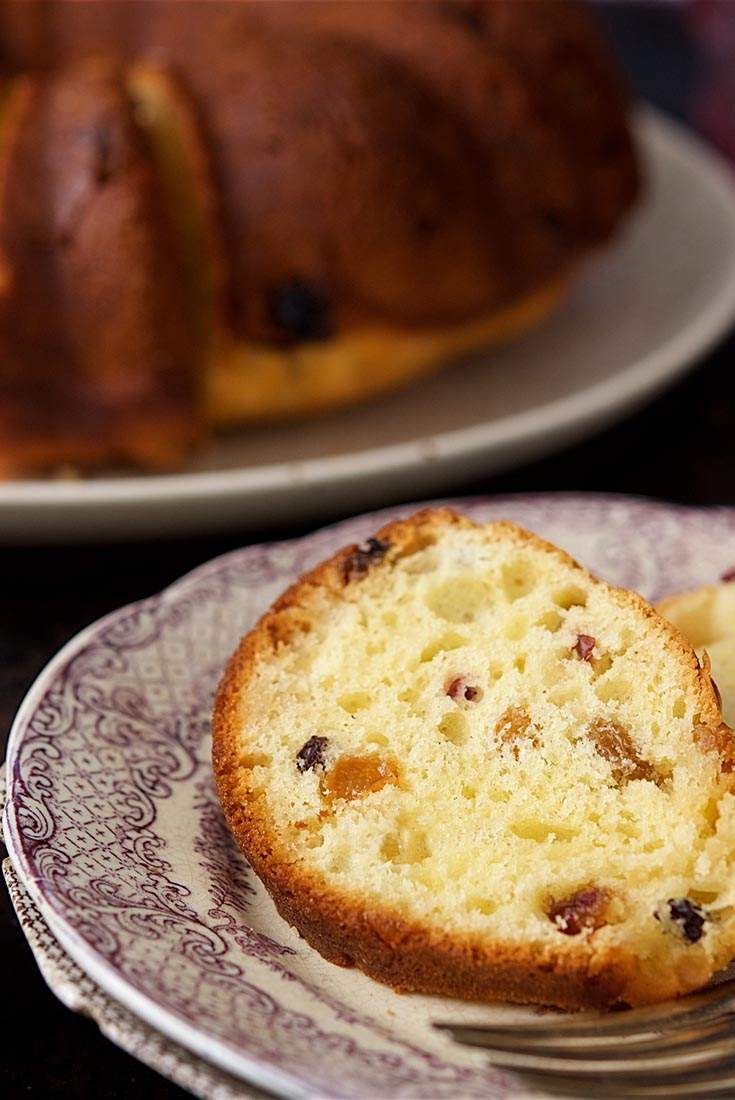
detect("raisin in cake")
[213,509,735,1009]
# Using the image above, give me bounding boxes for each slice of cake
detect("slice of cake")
[659,583,735,729]
[213,508,735,1009]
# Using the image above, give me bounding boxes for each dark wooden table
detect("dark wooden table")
[3,4,733,1096]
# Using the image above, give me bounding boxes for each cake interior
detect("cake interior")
[236,525,735,973]
[128,63,216,370]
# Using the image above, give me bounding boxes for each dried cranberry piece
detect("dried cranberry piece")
[721,567,735,583]
[269,280,332,341]
[547,887,611,936]
[296,735,328,773]
[446,677,482,704]
[343,537,390,581]
[573,634,596,661]
[655,898,706,944]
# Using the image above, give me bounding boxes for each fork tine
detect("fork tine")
[438,1013,732,1055]
[434,981,735,1041]
[515,1063,735,1098]
[442,1035,735,1077]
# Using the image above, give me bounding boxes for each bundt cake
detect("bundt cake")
[0,1,640,475]
[214,508,735,1010]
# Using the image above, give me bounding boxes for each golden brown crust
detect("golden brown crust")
[2,1,638,322]
[249,0,640,282]
[213,508,729,1010]
[0,61,204,475]
[0,1,639,472]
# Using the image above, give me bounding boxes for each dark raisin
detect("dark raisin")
[547,887,611,936]
[542,209,568,234]
[269,280,331,341]
[602,131,630,158]
[446,676,482,704]
[343,537,390,582]
[296,735,328,773]
[573,634,596,661]
[415,212,441,237]
[655,898,706,944]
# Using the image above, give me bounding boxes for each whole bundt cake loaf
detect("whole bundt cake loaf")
[214,509,735,1010]
[0,1,640,475]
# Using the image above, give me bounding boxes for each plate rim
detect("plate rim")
[2,107,735,516]
[4,490,734,1096]
[1,557,316,1097]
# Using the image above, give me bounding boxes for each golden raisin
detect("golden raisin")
[495,706,539,758]
[547,886,611,935]
[321,753,400,802]
[587,718,661,786]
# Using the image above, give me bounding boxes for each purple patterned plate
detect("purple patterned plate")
[6,494,735,1098]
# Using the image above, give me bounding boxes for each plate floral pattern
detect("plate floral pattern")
[6,495,735,1098]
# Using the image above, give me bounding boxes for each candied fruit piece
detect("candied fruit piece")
[296,735,328,773]
[446,676,482,705]
[586,718,661,786]
[321,753,400,802]
[573,634,596,661]
[547,886,611,935]
[495,706,539,758]
[343,537,390,581]
[654,898,706,943]
[694,722,735,773]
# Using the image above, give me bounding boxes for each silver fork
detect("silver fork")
[434,981,735,1097]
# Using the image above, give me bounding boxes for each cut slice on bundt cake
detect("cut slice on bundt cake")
[213,509,735,1010]
[128,61,225,386]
